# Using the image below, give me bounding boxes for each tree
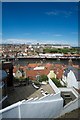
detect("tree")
[51,78,63,87]
[39,75,48,82]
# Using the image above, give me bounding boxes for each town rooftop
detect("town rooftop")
[28,83,55,99]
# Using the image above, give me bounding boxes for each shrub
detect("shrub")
[39,75,48,82]
[14,77,26,82]
[13,77,19,82]
[51,78,63,87]
[34,80,40,85]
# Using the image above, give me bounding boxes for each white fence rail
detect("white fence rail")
[49,78,60,94]
[0,78,79,119]
[20,98,63,118]
[0,97,63,118]
[60,97,80,116]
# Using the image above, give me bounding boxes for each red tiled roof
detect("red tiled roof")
[13,66,28,73]
[72,65,79,69]
[54,64,62,68]
[28,63,41,68]
[45,63,53,68]
[13,63,67,80]
[56,69,64,79]
[53,65,64,79]
[26,69,50,80]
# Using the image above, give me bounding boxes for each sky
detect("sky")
[2,2,78,46]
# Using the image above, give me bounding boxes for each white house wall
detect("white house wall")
[48,78,60,94]
[67,70,79,89]
[1,106,19,118]
[0,113,2,120]
[0,97,63,119]
[15,70,22,78]
[62,75,67,83]
[20,98,63,118]
[0,78,63,119]
[34,93,61,101]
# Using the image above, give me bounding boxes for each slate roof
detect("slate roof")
[64,66,80,81]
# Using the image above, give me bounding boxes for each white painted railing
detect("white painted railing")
[0,101,20,118]
[20,98,63,118]
[60,97,80,116]
[59,87,80,117]
[0,96,63,118]
[48,78,60,94]
[0,101,21,114]
[59,87,79,98]
[1,78,79,118]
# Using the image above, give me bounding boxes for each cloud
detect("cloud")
[45,11,58,16]
[45,10,73,17]
[2,38,78,46]
[63,11,73,18]
[71,32,78,35]
[41,39,77,46]
[3,38,38,44]
[53,34,63,37]
[41,32,63,37]
[2,38,64,45]
[0,39,2,43]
